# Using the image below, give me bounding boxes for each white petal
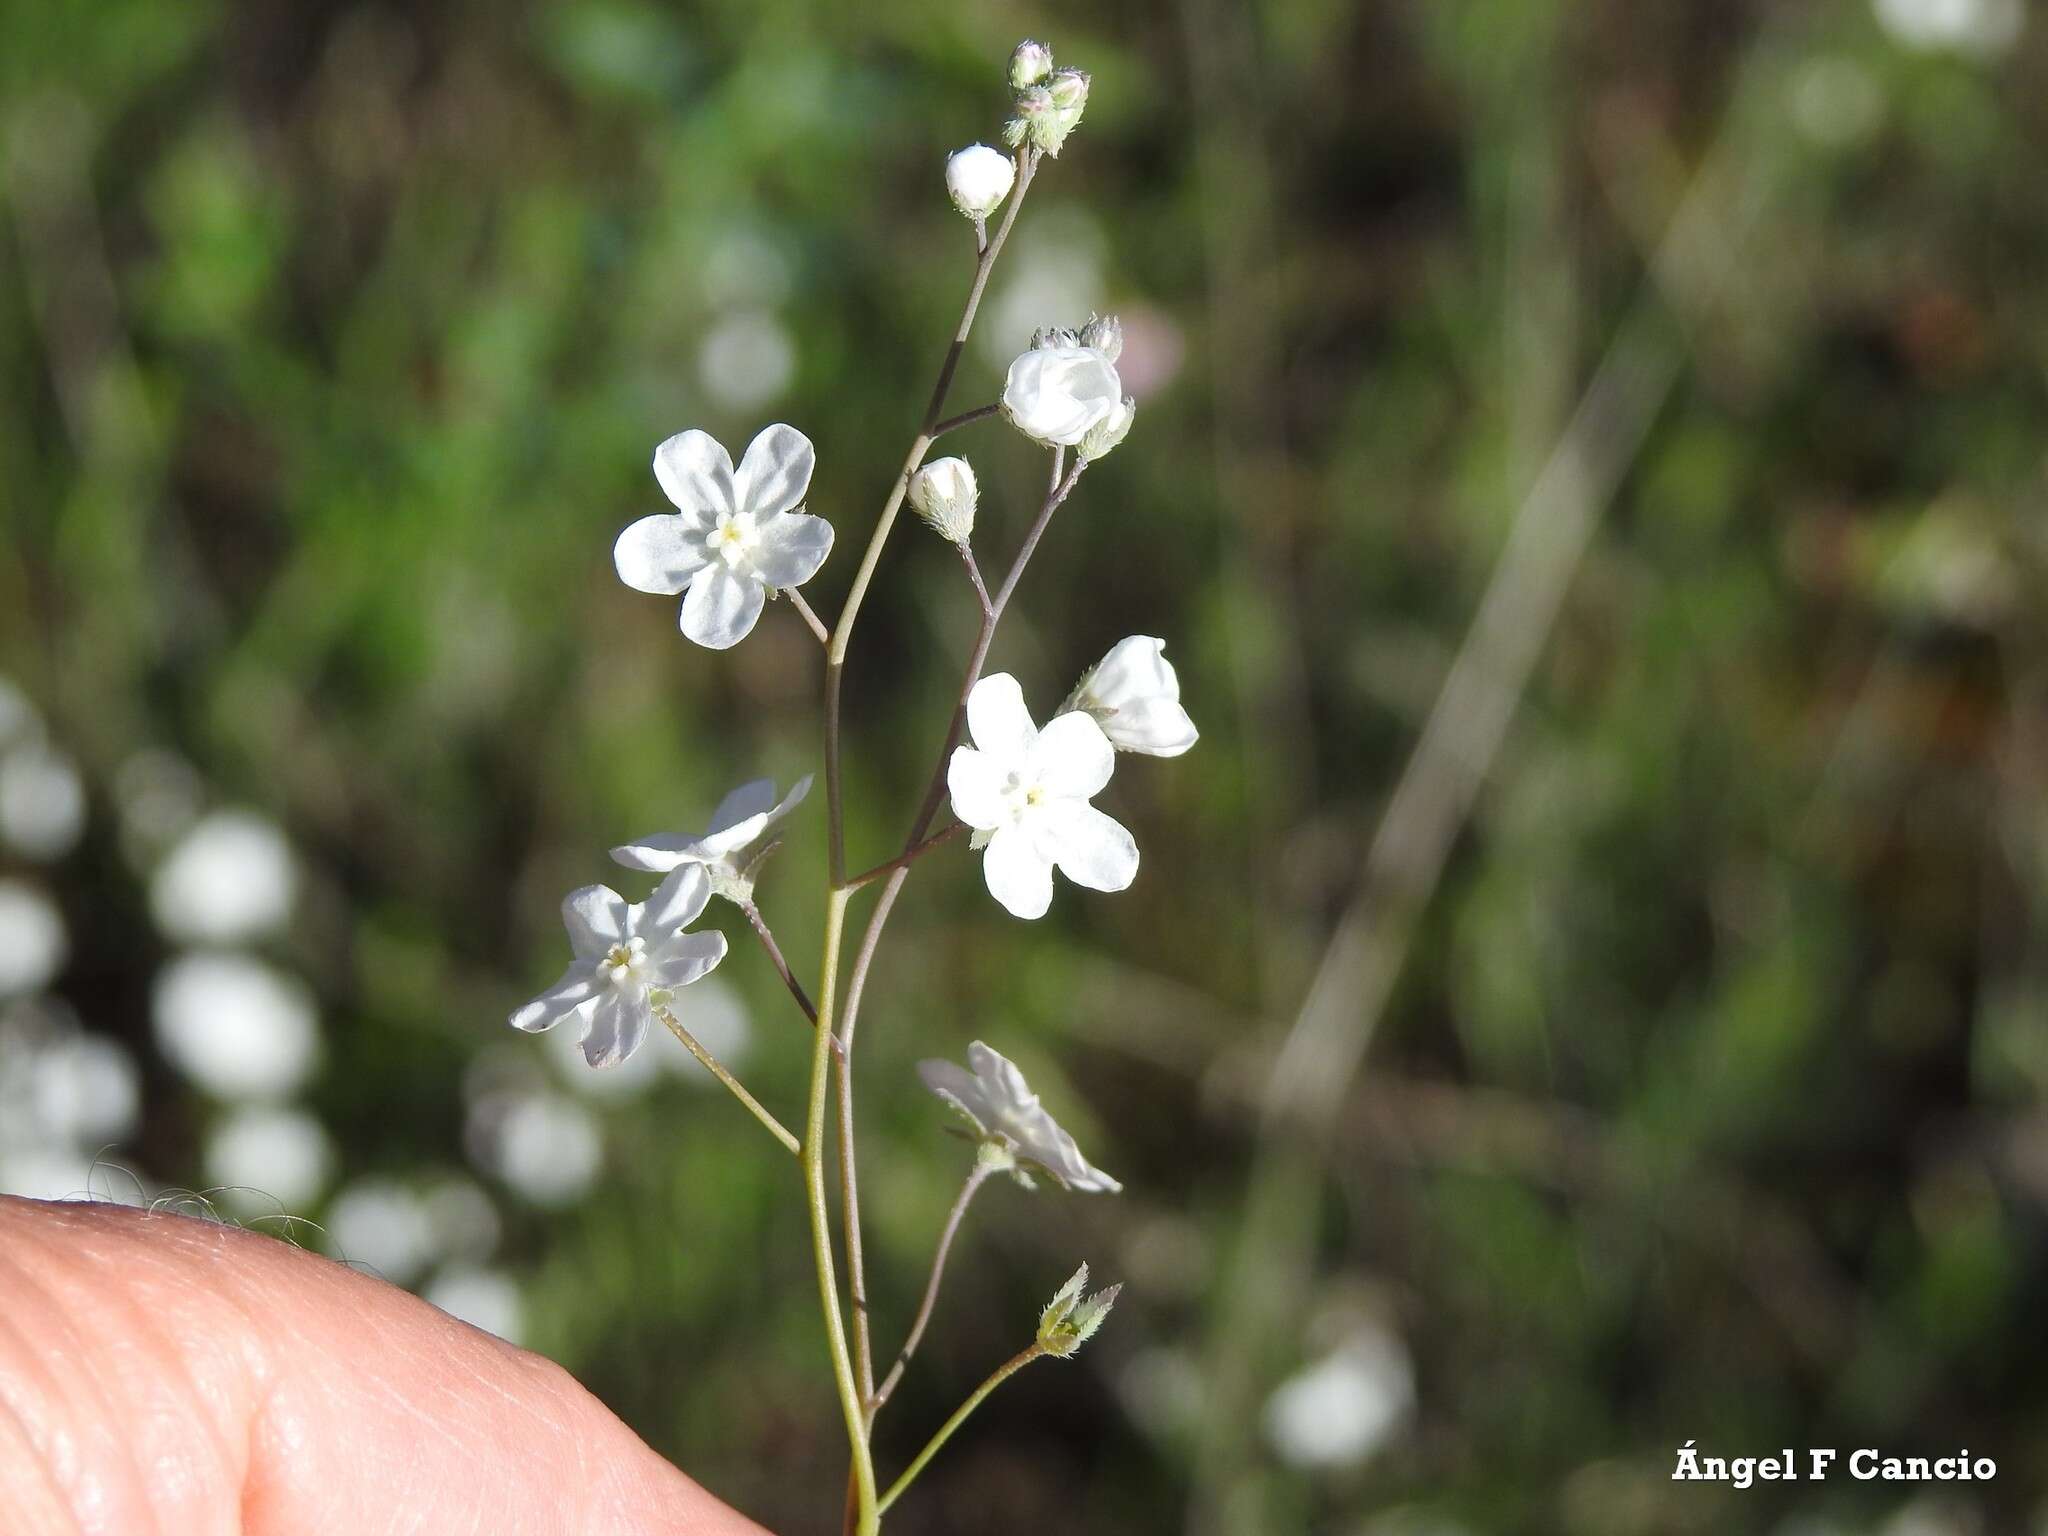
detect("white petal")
[946,747,1008,831]
[582,993,649,1068]
[608,833,711,873]
[653,430,736,515]
[648,929,727,990]
[966,673,1037,762]
[641,865,713,932]
[1102,697,1199,757]
[967,1040,1036,1114]
[733,423,816,516]
[1091,636,1178,708]
[1029,711,1115,800]
[562,885,630,959]
[680,565,767,649]
[510,963,598,1033]
[917,1058,993,1133]
[1034,801,1138,893]
[613,515,710,595]
[750,511,833,589]
[982,825,1054,919]
[707,778,779,835]
[767,773,813,825]
[694,812,771,861]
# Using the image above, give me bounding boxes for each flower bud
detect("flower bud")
[1078,312,1123,363]
[945,144,1016,220]
[1065,635,1197,756]
[1003,345,1123,448]
[1046,67,1090,112]
[1003,85,1056,152]
[1009,39,1055,90]
[1030,324,1081,351]
[1037,1262,1121,1358]
[1077,395,1135,464]
[908,456,978,543]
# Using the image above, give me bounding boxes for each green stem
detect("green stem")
[653,1005,798,1157]
[877,1344,1048,1515]
[805,888,878,1529]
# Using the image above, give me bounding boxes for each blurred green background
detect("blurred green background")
[4,0,2047,1532]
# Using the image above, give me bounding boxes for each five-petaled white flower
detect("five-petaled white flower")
[614,424,834,650]
[510,866,727,1068]
[1067,637,1198,757]
[947,673,1137,919]
[1002,346,1123,448]
[611,775,812,888]
[918,1040,1122,1193]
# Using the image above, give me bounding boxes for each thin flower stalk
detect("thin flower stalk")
[869,1159,994,1415]
[654,1004,799,1157]
[876,1344,1048,1515]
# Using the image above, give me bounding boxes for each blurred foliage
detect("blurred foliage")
[4,0,2048,1533]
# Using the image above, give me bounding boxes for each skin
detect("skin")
[0,1196,767,1536]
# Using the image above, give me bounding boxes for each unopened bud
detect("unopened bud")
[1077,396,1135,464]
[1078,312,1123,363]
[1046,68,1090,112]
[1004,85,1055,152]
[1037,1262,1121,1358]
[946,144,1015,220]
[1009,39,1055,90]
[1030,324,1081,351]
[908,456,979,543]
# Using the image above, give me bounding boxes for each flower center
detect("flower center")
[1000,771,1047,823]
[706,511,760,569]
[599,936,650,989]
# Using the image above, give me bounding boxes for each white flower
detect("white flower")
[1002,345,1123,449]
[0,880,66,997]
[611,774,811,887]
[908,456,978,543]
[1067,637,1198,757]
[917,1040,1122,1192]
[0,743,85,861]
[150,809,296,944]
[946,145,1016,220]
[152,953,320,1100]
[1263,1325,1415,1470]
[509,865,728,1068]
[204,1105,333,1210]
[947,674,1137,918]
[614,424,834,650]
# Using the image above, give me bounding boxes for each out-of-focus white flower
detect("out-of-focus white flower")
[1002,345,1122,448]
[326,1178,435,1284]
[948,674,1137,919]
[1066,637,1198,757]
[204,1105,333,1208]
[150,809,297,944]
[614,425,833,650]
[425,1264,526,1345]
[1873,0,2022,56]
[696,310,797,412]
[31,1032,139,1147]
[1009,39,1054,89]
[470,1088,602,1208]
[946,144,1016,220]
[422,1175,501,1262]
[152,952,320,1100]
[611,775,811,890]
[0,881,67,997]
[918,1039,1121,1192]
[908,457,979,543]
[1036,1261,1120,1356]
[509,866,728,1069]
[0,743,85,861]
[1263,1325,1415,1470]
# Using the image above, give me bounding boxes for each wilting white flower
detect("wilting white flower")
[150,809,297,944]
[918,1039,1121,1192]
[0,881,67,997]
[1009,39,1054,89]
[948,674,1137,918]
[946,145,1016,220]
[152,952,320,1100]
[1067,637,1198,757]
[908,457,978,543]
[611,775,811,895]
[510,865,728,1068]
[204,1105,333,1209]
[614,425,834,650]
[0,743,85,861]
[1003,344,1123,449]
[1037,1261,1121,1356]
